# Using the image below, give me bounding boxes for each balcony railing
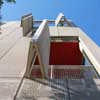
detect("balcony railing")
[31,65,99,79]
[16,65,99,100]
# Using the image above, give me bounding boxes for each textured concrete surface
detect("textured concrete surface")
[0,22,31,100]
[0,78,21,100]
[49,27,78,37]
[16,78,100,100]
[16,79,69,100]
[69,79,100,100]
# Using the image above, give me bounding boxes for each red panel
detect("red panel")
[49,42,83,65]
[33,41,83,78]
[52,69,83,78]
[31,69,42,78]
[34,56,39,65]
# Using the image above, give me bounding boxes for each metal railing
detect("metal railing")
[18,65,99,100]
[30,65,99,79]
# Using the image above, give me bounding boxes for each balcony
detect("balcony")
[15,19,100,100]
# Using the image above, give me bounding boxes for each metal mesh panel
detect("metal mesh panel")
[16,65,100,100]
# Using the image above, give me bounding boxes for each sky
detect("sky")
[1,0,100,46]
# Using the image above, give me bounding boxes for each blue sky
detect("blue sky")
[1,0,100,46]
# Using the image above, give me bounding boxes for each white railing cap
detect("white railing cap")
[32,19,48,42]
[55,13,65,26]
